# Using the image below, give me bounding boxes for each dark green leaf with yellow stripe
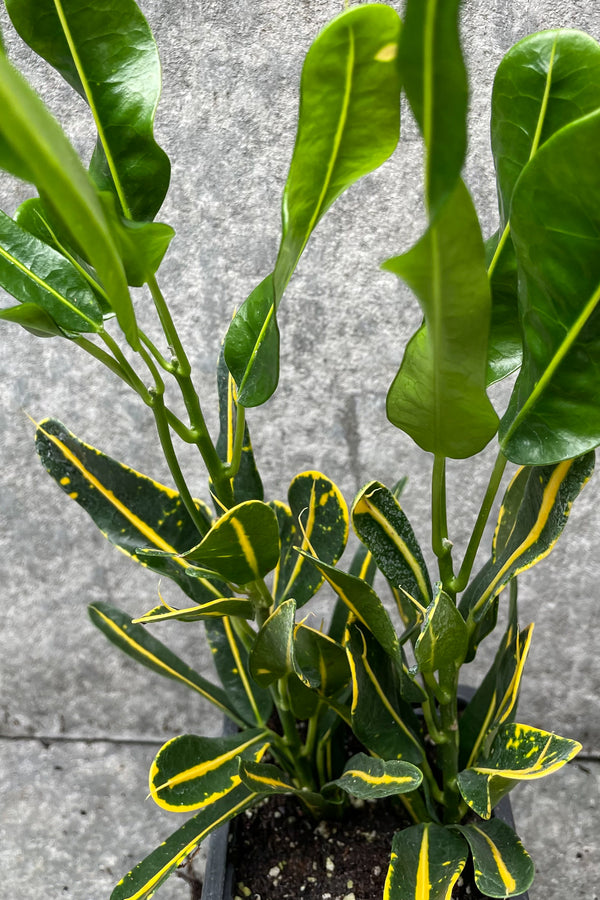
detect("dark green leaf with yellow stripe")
[237,759,296,795]
[458,723,581,819]
[346,625,424,765]
[414,587,468,675]
[34,418,221,606]
[248,599,314,689]
[133,596,255,624]
[329,752,422,800]
[110,784,258,900]
[183,500,280,585]
[460,453,595,628]
[274,471,348,609]
[352,480,432,613]
[329,540,378,642]
[454,819,534,898]
[384,823,467,900]
[149,728,269,812]
[205,617,272,727]
[88,602,242,723]
[294,622,350,698]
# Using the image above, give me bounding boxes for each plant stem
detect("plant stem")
[223,404,246,480]
[432,455,455,594]
[435,667,462,823]
[453,451,508,593]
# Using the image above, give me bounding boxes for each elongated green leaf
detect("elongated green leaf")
[293,623,350,699]
[183,500,280,585]
[0,53,137,345]
[0,301,62,337]
[97,192,174,286]
[400,0,467,215]
[248,599,313,691]
[329,752,422,800]
[346,626,424,765]
[0,209,102,333]
[274,471,348,609]
[237,759,296,795]
[110,784,258,900]
[88,602,241,722]
[460,453,594,627]
[352,480,432,611]
[149,729,269,812]
[205,617,272,728]
[6,0,171,221]
[329,540,378,642]
[500,110,600,463]
[34,418,222,606]
[458,723,581,819]
[485,229,521,386]
[133,596,255,624]
[384,824,467,900]
[454,819,534,899]
[225,3,402,406]
[414,587,468,675]
[384,181,498,458]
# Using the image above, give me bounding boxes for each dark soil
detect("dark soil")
[228,794,487,900]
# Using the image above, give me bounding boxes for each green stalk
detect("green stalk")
[435,666,462,823]
[224,405,246,480]
[432,455,455,594]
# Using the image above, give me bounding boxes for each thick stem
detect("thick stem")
[432,455,455,595]
[435,667,462,823]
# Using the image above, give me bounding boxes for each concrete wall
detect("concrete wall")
[1,1,599,897]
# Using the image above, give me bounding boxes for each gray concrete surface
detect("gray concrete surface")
[0,1,599,897]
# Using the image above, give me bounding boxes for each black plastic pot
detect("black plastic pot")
[201,691,531,900]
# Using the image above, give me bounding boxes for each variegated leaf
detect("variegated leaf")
[273,471,348,608]
[133,597,255,624]
[329,752,422,800]
[458,723,581,819]
[205,617,272,727]
[384,823,467,900]
[248,599,314,690]
[294,623,350,698]
[237,759,296,795]
[454,819,534,898]
[414,587,468,675]
[149,729,269,812]
[329,540,378,642]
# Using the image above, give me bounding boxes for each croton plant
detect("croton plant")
[1,0,599,898]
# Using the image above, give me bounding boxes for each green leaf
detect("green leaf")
[237,759,296,796]
[485,229,521,386]
[458,723,581,819]
[293,623,350,698]
[400,0,467,215]
[88,602,241,722]
[352,480,432,611]
[414,587,468,675]
[0,209,103,333]
[215,343,264,503]
[454,819,534,899]
[225,3,402,407]
[34,418,222,606]
[384,824,467,900]
[499,110,600,463]
[183,500,280,585]
[110,784,258,900]
[97,192,174,286]
[384,181,499,458]
[132,596,255,624]
[274,471,348,609]
[459,453,594,627]
[0,302,62,337]
[6,0,171,221]
[329,540,378,642]
[149,728,269,812]
[329,752,422,800]
[248,599,312,689]
[205,617,272,728]
[0,53,137,345]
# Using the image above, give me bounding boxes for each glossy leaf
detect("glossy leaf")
[0,53,137,345]
[400,0,467,215]
[458,723,581,819]
[499,110,600,463]
[88,602,241,723]
[294,623,350,698]
[6,0,171,221]
[110,784,258,900]
[384,181,499,458]
[460,453,594,627]
[149,729,268,812]
[0,210,103,333]
[238,759,296,795]
[133,596,255,624]
[455,819,534,899]
[329,540,378,642]
[97,192,174,286]
[414,587,468,675]
[0,302,62,337]
[352,480,432,610]
[249,599,313,689]
[384,823,467,900]
[34,418,222,606]
[485,229,521,386]
[183,500,280,585]
[205,618,272,727]
[225,3,402,406]
[274,471,348,609]
[329,752,422,800]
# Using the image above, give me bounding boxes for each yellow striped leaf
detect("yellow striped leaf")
[35,418,221,605]
[110,784,258,900]
[458,723,581,819]
[237,759,296,795]
[149,729,269,812]
[294,623,350,698]
[454,819,534,898]
[274,471,348,608]
[205,617,272,727]
[329,752,422,800]
[248,598,315,689]
[133,596,255,624]
[384,823,467,900]
[414,587,468,675]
